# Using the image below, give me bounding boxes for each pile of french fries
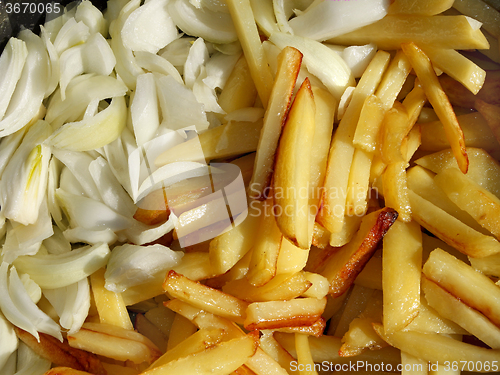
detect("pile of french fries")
[29,0,500,374]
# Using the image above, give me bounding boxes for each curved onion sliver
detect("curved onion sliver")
[13,242,110,289]
[168,0,238,44]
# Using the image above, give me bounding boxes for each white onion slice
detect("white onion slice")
[269,32,355,100]
[168,0,238,44]
[75,0,107,37]
[53,18,90,55]
[0,30,49,138]
[0,38,28,121]
[156,74,210,132]
[341,43,378,78]
[47,96,127,152]
[43,278,90,334]
[134,51,183,84]
[184,38,209,88]
[289,0,389,41]
[122,0,178,54]
[56,189,133,232]
[63,227,119,246]
[104,243,183,292]
[46,74,128,130]
[131,73,160,147]
[13,242,110,289]
[0,120,52,226]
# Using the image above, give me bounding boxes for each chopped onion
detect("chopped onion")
[288,0,390,41]
[53,18,90,55]
[42,226,71,255]
[13,242,110,289]
[0,30,49,138]
[0,38,28,121]
[168,0,238,44]
[104,243,183,292]
[156,74,210,132]
[134,51,183,84]
[341,43,378,78]
[273,0,294,35]
[0,263,62,341]
[46,74,128,130]
[40,26,60,98]
[75,0,107,37]
[269,32,355,100]
[63,227,119,246]
[47,96,127,152]
[203,51,240,91]
[249,0,280,36]
[89,156,136,218]
[59,33,117,100]
[131,73,160,147]
[122,0,178,54]
[56,189,133,232]
[0,120,52,226]
[160,37,196,68]
[51,148,101,201]
[125,217,176,245]
[19,273,42,304]
[184,38,209,88]
[109,0,144,90]
[43,278,90,334]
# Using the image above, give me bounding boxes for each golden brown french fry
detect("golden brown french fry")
[163,271,248,324]
[318,51,391,234]
[311,223,330,249]
[148,329,227,370]
[294,334,317,375]
[434,167,500,239]
[409,190,500,257]
[422,276,500,349]
[15,328,106,375]
[90,268,133,330]
[67,323,161,365]
[354,253,382,291]
[382,161,412,222]
[135,313,168,352]
[328,15,489,50]
[225,0,273,107]
[319,208,398,297]
[400,352,428,375]
[167,313,198,351]
[375,50,413,110]
[259,331,298,374]
[379,102,409,164]
[423,248,500,326]
[388,0,454,15]
[244,297,326,331]
[222,272,311,302]
[208,200,262,275]
[275,237,309,275]
[245,348,290,375]
[420,46,486,94]
[339,317,388,357]
[141,333,259,375]
[43,368,96,375]
[345,148,373,216]
[373,322,500,364]
[382,220,422,333]
[249,46,302,198]
[218,56,258,114]
[273,78,316,249]
[247,196,282,287]
[273,317,326,338]
[401,42,469,174]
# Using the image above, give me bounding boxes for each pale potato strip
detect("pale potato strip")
[345,148,373,216]
[166,314,198,351]
[317,51,391,234]
[353,94,385,153]
[400,352,429,375]
[401,42,469,174]
[295,334,317,375]
[225,0,273,107]
[375,50,413,110]
[388,0,455,15]
[382,161,411,222]
[453,0,500,37]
